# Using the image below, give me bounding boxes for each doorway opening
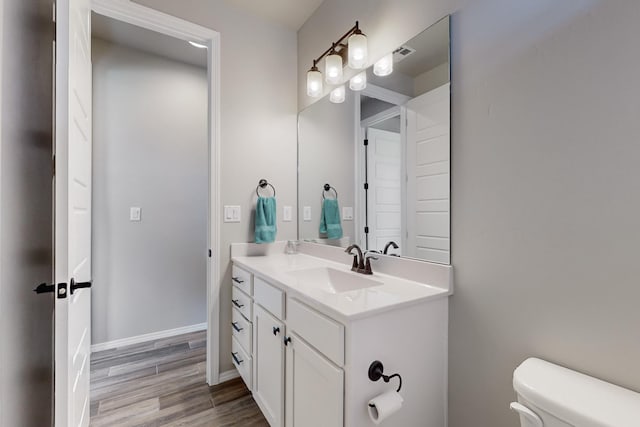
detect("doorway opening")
[89,0,221,393]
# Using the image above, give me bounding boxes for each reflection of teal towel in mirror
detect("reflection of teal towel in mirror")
[255,197,277,244]
[319,198,343,240]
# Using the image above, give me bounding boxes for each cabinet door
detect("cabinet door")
[285,334,344,427]
[253,304,285,427]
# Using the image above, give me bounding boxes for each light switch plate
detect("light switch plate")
[283,206,292,222]
[130,207,141,222]
[224,205,241,223]
[303,206,312,222]
[342,207,354,221]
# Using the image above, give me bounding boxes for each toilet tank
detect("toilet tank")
[512,358,640,427]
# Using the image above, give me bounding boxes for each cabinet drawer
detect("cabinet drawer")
[232,285,252,321]
[254,277,284,320]
[232,336,252,390]
[287,298,344,366]
[232,265,253,295]
[232,307,252,355]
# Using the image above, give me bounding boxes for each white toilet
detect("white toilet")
[511,358,640,426]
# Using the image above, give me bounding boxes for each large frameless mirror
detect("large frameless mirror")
[298,16,451,264]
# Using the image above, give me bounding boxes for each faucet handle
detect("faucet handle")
[350,255,359,272]
[363,254,378,275]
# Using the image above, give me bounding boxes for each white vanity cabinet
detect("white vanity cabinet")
[285,297,344,426]
[253,303,285,427]
[285,332,344,427]
[231,256,449,427]
[230,265,254,389]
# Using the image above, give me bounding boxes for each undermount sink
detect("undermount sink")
[287,267,383,294]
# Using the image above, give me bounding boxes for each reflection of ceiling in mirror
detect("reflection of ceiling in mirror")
[393,18,449,77]
[92,12,207,67]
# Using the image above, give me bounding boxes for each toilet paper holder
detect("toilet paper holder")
[368,360,402,398]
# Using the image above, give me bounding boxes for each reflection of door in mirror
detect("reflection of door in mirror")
[368,127,402,253]
[365,124,402,255]
[405,83,450,264]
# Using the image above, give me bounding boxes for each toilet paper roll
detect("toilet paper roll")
[367,390,404,425]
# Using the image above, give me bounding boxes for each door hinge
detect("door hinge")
[208,249,212,258]
[364,183,369,190]
[364,227,369,234]
[52,154,56,176]
[363,139,369,146]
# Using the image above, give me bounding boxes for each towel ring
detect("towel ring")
[322,184,338,200]
[256,179,276,197]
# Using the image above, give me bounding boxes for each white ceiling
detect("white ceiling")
[224,0,325,30]
[92,12,208,68]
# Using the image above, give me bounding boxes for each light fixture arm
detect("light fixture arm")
[308,21,362,71]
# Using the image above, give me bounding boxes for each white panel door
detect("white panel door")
[55,0,92,425]
[253,304,285,427]
[285,333,344,427]
[405,83,450,264]
[367,128,402,252]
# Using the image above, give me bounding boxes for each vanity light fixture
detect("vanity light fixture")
[307,63,323,98]
[349,71,367,91]
[330,85,346,103]
[348,27,368,69]
[373,52,393,76]
[325,45,343,84]
[306,21,368,97]
[188,41,207,49]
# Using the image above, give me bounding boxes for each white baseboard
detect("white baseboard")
[91,322,207,352]
[218,369,240,383]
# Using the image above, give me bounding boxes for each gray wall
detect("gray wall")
[298,92,356,243]
[92,39,208,344]
[300,1,640,426]
[134,0,299,374]
[0,0,54,425]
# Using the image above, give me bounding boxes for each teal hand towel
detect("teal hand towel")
[255,197,277,244]
[319,198,343,240]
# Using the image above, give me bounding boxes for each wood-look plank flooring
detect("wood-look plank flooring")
[90,330,268,426]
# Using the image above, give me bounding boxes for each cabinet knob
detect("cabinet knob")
[232,299,244,308]
[273,326,280,336]
[284,336,292,346]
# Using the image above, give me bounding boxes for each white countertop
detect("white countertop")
[231,253,450,323]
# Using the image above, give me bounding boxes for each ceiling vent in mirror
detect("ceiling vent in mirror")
[393,45,416,63]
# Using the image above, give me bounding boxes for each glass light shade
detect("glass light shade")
[325,53,343,84]
[349,71,367,91]
[307,69,323,98]
[329,85,346,103]
[348,32,368,69]
[373,53,393,76]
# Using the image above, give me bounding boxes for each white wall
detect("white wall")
[0,0,54,425]
[298,92,355,243]
[133,0,299,374]
[300,1,640,426]
[92,38,208,344]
